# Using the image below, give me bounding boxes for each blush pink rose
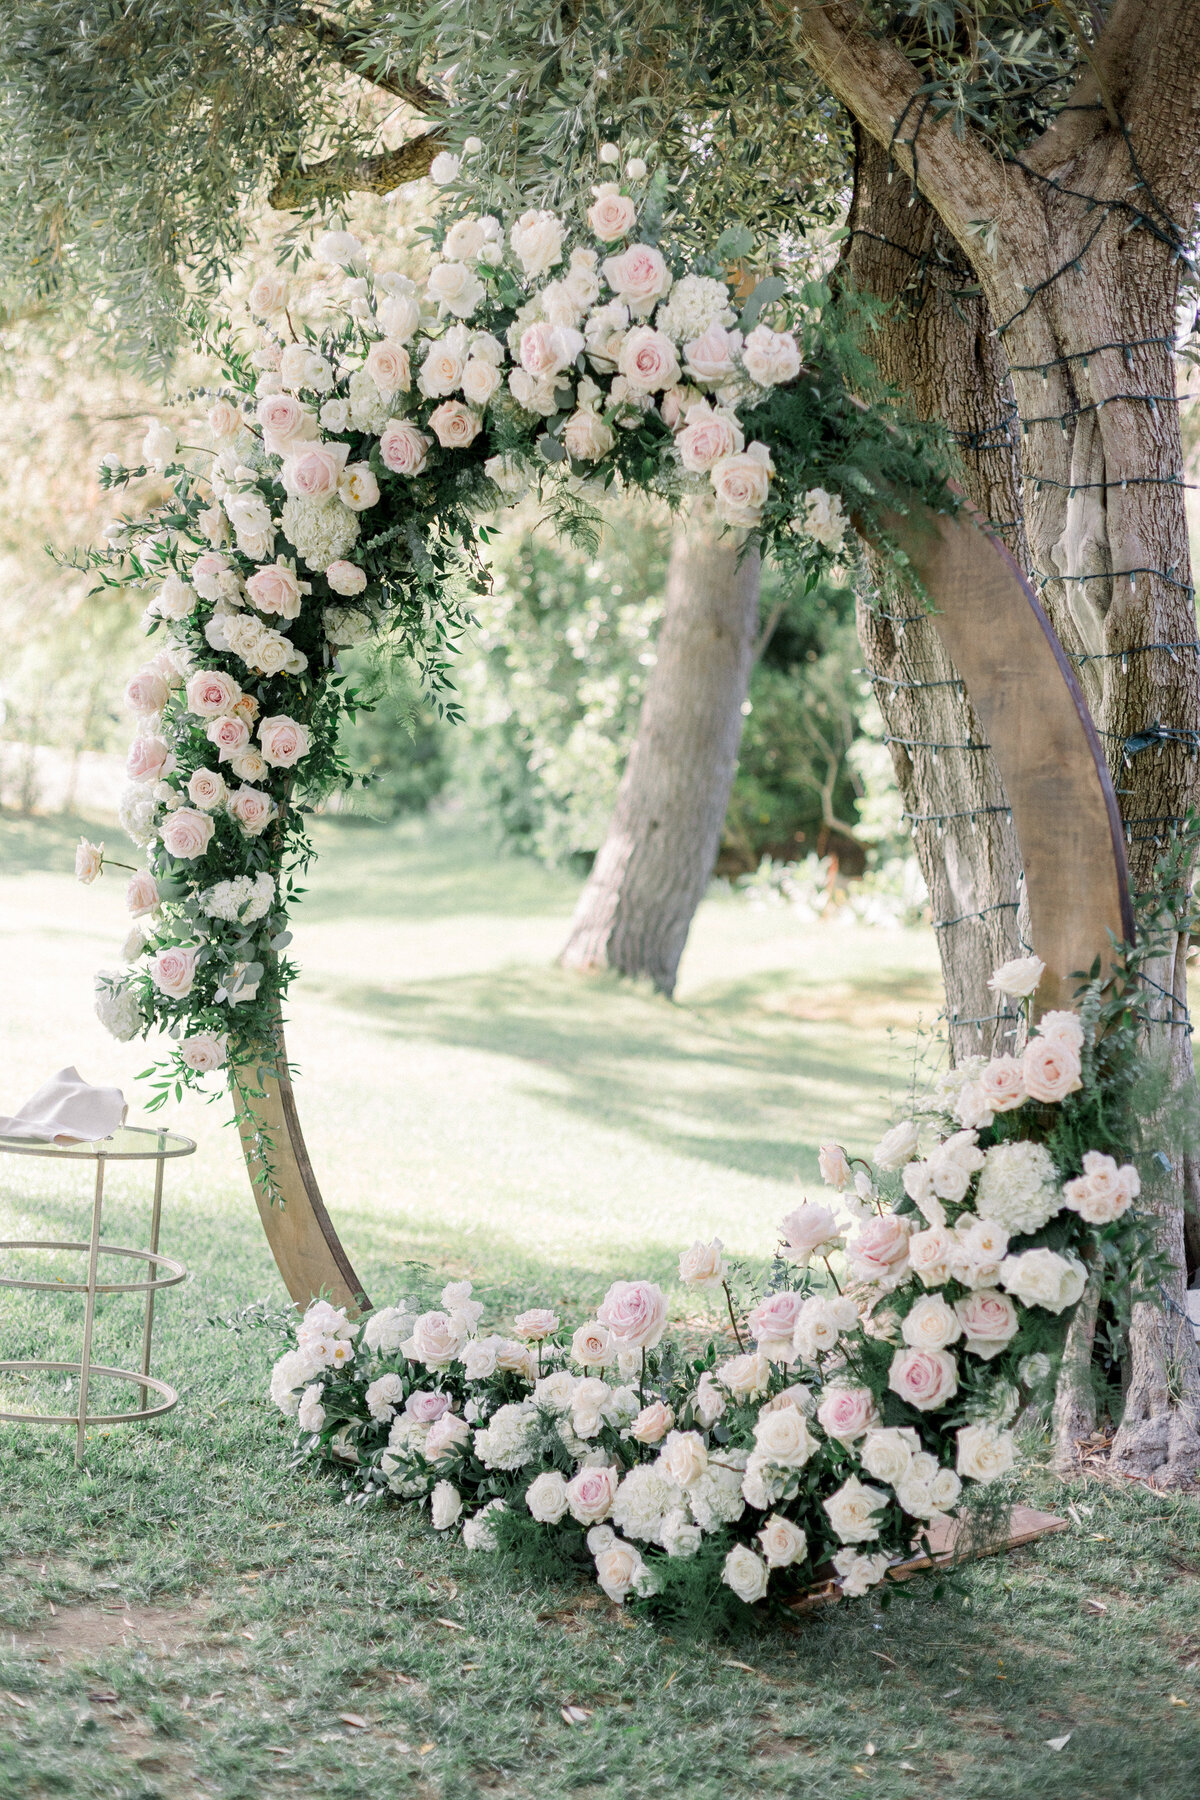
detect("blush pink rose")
[124,666,169,715]
[846,1216,913,1285]
[160,807,215,861]
[406,1390,452,1424]
[978,1055,1026,1113]
[256,392,314,455]
[246,561,305,619]
[710,443,773,526]
[258,715,310,768]
[180,1031,227,1073]
[207,397,242,441]
[747,1289,806,1353]
[617,325,680,394]
[779,1200,843,1264]
[588,188,637,242]
[283,440,350,502]
[428,400,482,449]
[602,243,672,313]
[565,1464,619,1525]
[187,767,227,810]
[818,1144,852,1191]
[887,1347,959,1412]
[596,1279,668,1350]
[1021,1034,1083,1103]
[148,944,199,1000]
[519,321,584,379]
[185,669,242,718]
[379,419,432,476]
[227,785,277,837]
[125,735,173,782]
[206,714,252,760]
[954,1289,1019,1359]
[684,323,740,385]
[816,1385,881,1444]
[364,339,412,396]
[676,401,744,472]
[125,870,160,917]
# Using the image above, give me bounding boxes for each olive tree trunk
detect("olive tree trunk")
[797,0,1200,1483]
[559,506,761,995]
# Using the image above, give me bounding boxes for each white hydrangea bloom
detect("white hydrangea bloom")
[472,1402,541,1471]
[611,1464,682,1542]
[362,1305,414,1356]
[688,1447,748,1532]
[281,495,361,572]
[975,1139,1062,1235]
[94,973,141,1041]
[118,783,158,848]
[654,274,734,343]
[200,871,275,923]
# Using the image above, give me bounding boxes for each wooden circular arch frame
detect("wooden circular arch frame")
[234,499,1135,1315]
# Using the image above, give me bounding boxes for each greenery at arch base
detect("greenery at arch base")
[75,147,1169,1620]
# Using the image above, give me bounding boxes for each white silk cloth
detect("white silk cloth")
[0,1067,128,1143]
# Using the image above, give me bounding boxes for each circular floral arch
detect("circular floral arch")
[82,155,1131,1311]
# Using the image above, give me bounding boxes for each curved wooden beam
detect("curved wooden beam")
[231,497,1132,1309]
[871,497,1134,1012]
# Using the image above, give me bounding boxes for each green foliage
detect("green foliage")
[334,646,449,820]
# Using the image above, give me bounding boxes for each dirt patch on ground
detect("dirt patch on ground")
[6,1599,208,1660]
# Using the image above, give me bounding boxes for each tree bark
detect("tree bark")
[559,506,761,995]
[793,0,1200,1482]
[842,131,1028,1061]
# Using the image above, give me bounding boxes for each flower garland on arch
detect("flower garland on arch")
[265,948,1169,1618]
[74,143,952,1098]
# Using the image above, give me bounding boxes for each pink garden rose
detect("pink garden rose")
[779,1200,843,1264]
[258,715,311,768]
[364,338,412,396]
[185,669,242,719]
[256,392,315,455]
[816,1385,881,1444]
[587,187,637,241]
[406,1390,452,1424]
[325,560,368,596]
[428,401,482,449]
[379,419,432,476]
[160,807,215,861]
[283,440,350,503]
[818,1144,852,1191]
[683,323,740,385]
[616,325,680,393]
[246,560,306,619]
[1021,1033,1083,1103]
[186,767,227,810]
[710,442,773,526]
[207,397,242,441]
[747,1289,806,1355]
[1063,1150,1139,1224]
[740,325,801,388]
[206,714,252,760]
[907,1224,954,1287]
[513,1308,559,1340]
[846,1216,913,1286]
[565,1464,619,1525]
[148,944,199,1000]
[124,666,169,715]
[978,1055,1026,1112]
[596,1279,668,1350]
[519,321,585,379]
[602,243,672,313]
[675,401,743,472]
[954,1289,1019,1359]
[125,735,172,782]
[125,870,160,917]
[227,785,277,837]
[179,1031,227,1072]
[887,1347,959,1412]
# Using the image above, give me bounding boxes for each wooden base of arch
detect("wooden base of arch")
[234,497,1133,1314]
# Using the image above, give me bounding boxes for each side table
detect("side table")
[0,1125,194,1462]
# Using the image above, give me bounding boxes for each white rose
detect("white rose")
[429,151,461,187]
[525,1470,570,1523]
[677,1238,727,1289]
[900,1294,962,1352]
[562,408,615,462]
[999,1248,1087,1314]
[142,422,177,471]
[956,1424,1016,1484]
[987,954,1045,998]
[753,1406,818,1465]
[757,1514,807,1569]
[823,1475,889,1544]
[740,325,801,387]
[430,1480,462,1531]
[658,1429,708,1488]
[833,1548,892,1598]
[859,1426,920,1486]
[594,1538,648,1605]
[872,1119,921,1170]
[461,357,502,406]
[722,1544,770,1604]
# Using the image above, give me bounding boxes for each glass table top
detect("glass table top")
[0,1125,196,1161]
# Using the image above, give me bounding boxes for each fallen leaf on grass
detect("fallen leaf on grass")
[87,1693,119,1705]
[419,1742,435,1755]
[394,1673,416,1685]
[435,1617,466,1631]
[240,1631,254,1641]
[561,1706,592,1726]
[663,1670,678,1691]
[723,1660,757,1674]
[851,1765,867,1776]
[5,1695,29,1710]
[899,1763,918,1774]
[1045,1734,1072,1751]
[864,1742,876,1756]
[1083,1600,1108,1615]
[339,1714,370,1730]
[1168,1696,1189,1707]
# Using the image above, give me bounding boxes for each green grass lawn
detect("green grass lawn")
[1,809,1198,1800]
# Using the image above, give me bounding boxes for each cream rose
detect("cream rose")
[258,715,310,768]
[379,418,432,476]
[248,272,286,316]
[630,1400,674,1444]
[956,1423,1016,1484]
[872,1119,921,1170]
[565,1464,619,1525]
[757,1514,807,1569]
[283,440,350,504]
[814,1386,879,1445]
[887,1347,959,1412]
[722,1544,769,1604]
[160,807,215,861]
[908,1224,954,1286]
[185,670,242,719]
[509,208,565,278]
[74,839,103,884]
[430,1481,462,1531]
[999,1248,1087,1314]
[716,1351,771,1401]
[954,1288,1019,1359]
[900,1294,962,1352]
[525,1470,569,1524]
[823,1475,889,1544]
[859,1426,920,1486]
[754,1405,818,1466]
[747,1289,805,1357]
[658,1428,708,1488]
[520,321,585,379]
[1063,1149,1139,1224]
[588,187,637,241]
[124,666,170,715]
[596,1279,668,1350]
[570,1321,613,1366]
[179,1031,227,1073]
[741,324,801,388]
[187,768,227,811]
[979,1055,1027,1113]
[207,714,252,760]
[1022,1034,1083,1103]
[602,243,672,314]
[325,561,368,598]
[780,1200,843,1265]
[378,293,421,342]
[988,953,1045,998]
[674,400,743,473]
[683,323,740,385]
[148,944,198,1000]
[1036,1009,1084,1050]
[428,400,482,449]
[562,408,615,462]
[410,1310,464,1368]
[461,357,502,406]
[678,1238,727,1288]
[513,1307,559,1340]
[595,1538,647,1605]
[126,735,172,782]
[227,784,277,837]
[365,339,412,397]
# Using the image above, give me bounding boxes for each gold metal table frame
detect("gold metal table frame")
[0,1125,194,1462]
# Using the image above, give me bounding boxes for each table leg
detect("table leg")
[139,1138,166,1409]
[76,1154,106,1465]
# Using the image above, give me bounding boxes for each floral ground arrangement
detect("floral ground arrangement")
[71,142,950,1104]
[270,953,1162,1620]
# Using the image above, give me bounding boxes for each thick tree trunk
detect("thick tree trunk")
[559,506,760,995]
[793,0,1200,1481]
[844,133,1028,1061]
